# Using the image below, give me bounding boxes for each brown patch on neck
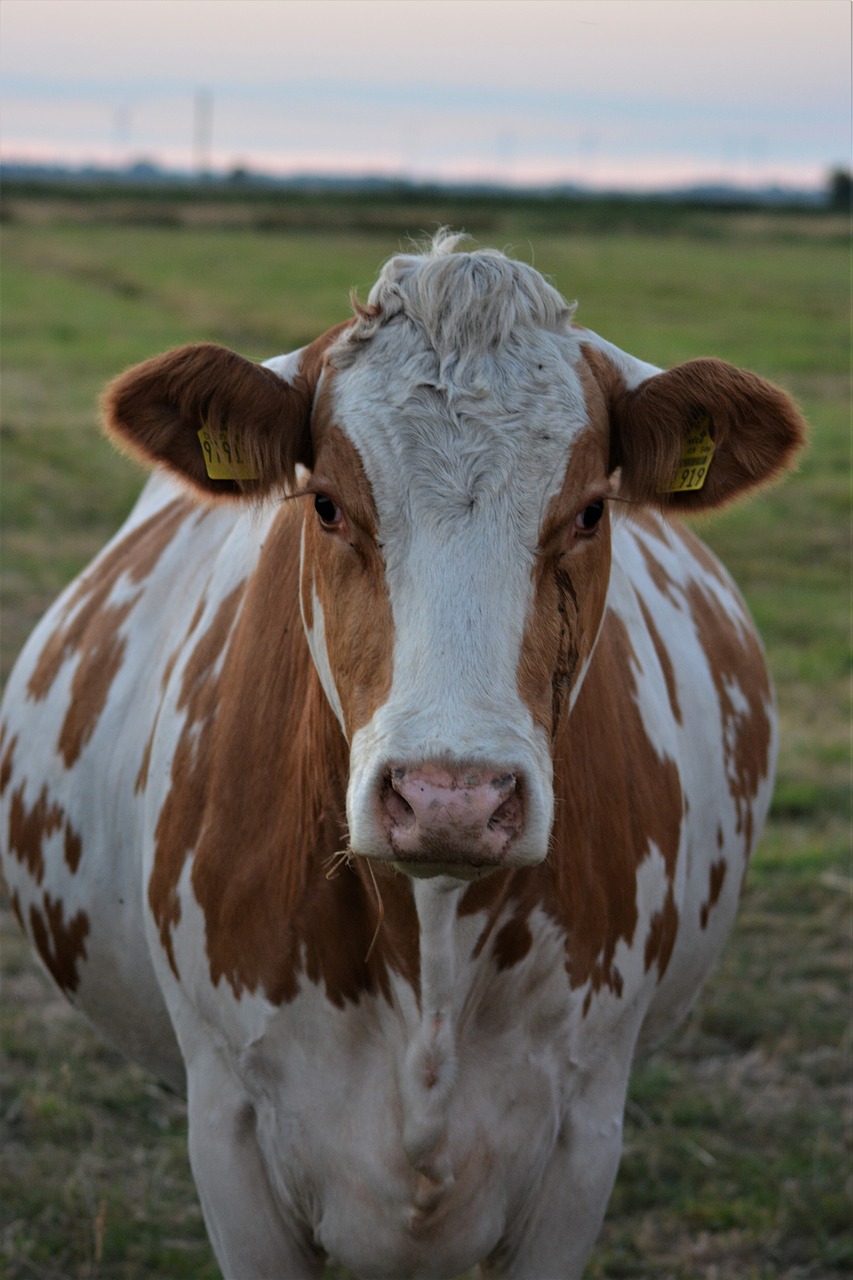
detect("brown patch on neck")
[152,504,416,1005]
[553,611,683,997]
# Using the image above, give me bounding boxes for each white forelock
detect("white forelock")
[336,230,576,370]
[329,236,589,548]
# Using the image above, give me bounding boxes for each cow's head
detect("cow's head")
[104,234,805,880]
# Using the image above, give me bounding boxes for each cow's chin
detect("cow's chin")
[355,827,551,882]
[388,857,502,882]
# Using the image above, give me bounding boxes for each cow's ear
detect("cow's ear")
[584,345,807,512]
[102,323,351,501]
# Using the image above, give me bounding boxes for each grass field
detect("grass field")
[0,190,850,1279]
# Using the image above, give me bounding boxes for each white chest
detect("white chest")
[215,884,632,1276]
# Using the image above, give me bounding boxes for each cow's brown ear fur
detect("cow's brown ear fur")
[589,352,807,513]
[101,324,351,501]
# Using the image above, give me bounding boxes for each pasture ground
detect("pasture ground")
[0,189,849,1279]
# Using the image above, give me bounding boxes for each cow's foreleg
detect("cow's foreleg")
[186,1051,323,1280]
[482,1055,632,1280]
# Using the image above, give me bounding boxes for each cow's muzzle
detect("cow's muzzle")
[378,763,525,880]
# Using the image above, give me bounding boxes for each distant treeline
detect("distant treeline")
[0,168,847,241]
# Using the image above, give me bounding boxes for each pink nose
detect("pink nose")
[380,763,523,866]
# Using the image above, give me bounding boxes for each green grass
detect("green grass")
[1,193,849,1279]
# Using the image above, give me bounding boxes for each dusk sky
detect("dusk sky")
[0,0,849,191]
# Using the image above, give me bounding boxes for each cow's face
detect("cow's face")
[300,293,617,879]
[103,238,805,881]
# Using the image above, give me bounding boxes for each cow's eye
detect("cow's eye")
[575,499,605,536]
[314,494,343,528]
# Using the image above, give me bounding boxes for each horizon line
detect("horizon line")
[0,148,838,199]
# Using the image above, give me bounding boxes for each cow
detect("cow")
[0,233,805,1279]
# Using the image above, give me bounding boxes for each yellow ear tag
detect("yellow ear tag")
[197,424,259,481]
[658,413,715,494]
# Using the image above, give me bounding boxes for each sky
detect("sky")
[0,0,849,191]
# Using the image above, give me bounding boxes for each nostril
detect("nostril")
[486,774,518,826]
[488,782,523,837]
[381,772,416,831]
[376,762,528,864]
